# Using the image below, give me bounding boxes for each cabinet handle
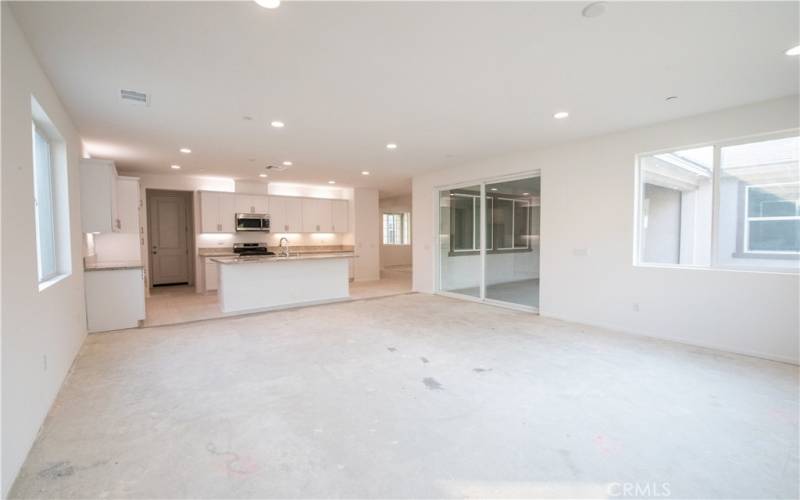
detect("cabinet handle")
[316,224,320,232]
[251,206,254,213]
[217,223,222,231]
[284,224,289,231]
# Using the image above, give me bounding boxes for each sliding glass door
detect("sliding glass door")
[485,177,540,308]
[437,174,540,310]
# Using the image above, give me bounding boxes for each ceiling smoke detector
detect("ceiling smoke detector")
[120,88,149,106]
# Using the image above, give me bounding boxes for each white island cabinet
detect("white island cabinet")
[84,264,146,332]
[213,253,354,313]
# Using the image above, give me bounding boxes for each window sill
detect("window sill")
[634,262,799,276]
[38,272,70,292]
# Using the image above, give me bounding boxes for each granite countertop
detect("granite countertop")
[211,252,356,265]
[84,260,144,272]
[199,246,355,258]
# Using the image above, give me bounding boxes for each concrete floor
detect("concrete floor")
[10,294,798,499]
[144,269,412,327]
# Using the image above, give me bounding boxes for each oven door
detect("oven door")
[236,214,265,231]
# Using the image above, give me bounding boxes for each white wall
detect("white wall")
[413,96,800,364]
[353,188,380,281]
[1,5,87,495]
[379,194,412,268]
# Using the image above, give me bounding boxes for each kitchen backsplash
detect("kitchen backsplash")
[196,232,351,248]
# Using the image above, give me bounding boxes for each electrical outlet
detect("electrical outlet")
[632,303,640,312]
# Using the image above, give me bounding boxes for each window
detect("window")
[447,188,534,255]
[31,96,71,288]
[33,124,58,282]
[382,212,410,245]
[636,133,799,272]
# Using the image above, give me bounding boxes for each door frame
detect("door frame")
[433,169,542,313]
[145,189,195,288]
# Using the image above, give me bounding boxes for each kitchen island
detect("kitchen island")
[211,252,355,313]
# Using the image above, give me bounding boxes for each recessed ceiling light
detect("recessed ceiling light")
[386,143,398,150]
[361,171,370,175]
[581,1,607,18]
[179,148,191,154]
[328,180,336,184]
[254,0,280,8]
[554,111,569,119]
[523,192,530,195]
[785,45,800,56]
[170,164,181,170]
[259,173,268,178]
[490,188,498,191]
[270,121,285,128]
[282,161,293,166]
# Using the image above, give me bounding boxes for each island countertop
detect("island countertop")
[211,252,356,265]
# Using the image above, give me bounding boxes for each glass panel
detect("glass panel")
[639,146,713,265]
[718,136,800,270]
[494,198,513,249]
[439,187,481,297]
[33,126,57,282]
[484,177,540,308]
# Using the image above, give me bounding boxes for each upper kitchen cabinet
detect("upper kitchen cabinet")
[234,194,268,215]
[269,196,303,233]
[331,199,349,233]
[116,176,141,233]
[80,159,120,233]
[200,191,236,233]
[302,198,333,233]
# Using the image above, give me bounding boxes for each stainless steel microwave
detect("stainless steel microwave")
[235,213,270,232]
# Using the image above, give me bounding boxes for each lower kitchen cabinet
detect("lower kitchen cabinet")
[84,267,146,332]
[204,258,219,291]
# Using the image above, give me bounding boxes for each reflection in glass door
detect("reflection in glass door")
[485,177,540,308]
[438,186,482,298]
[437,174,540,310]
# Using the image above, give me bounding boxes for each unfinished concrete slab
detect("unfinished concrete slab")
[9,294,799,499]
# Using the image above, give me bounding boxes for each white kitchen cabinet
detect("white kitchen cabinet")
[270,196,304,233]
[331,199,349,233]
[84,267,146,332]
[80,159,120,233]
[302,198,333,233]
[235,194,268,214]
[116,176,141,234]
[204,257,219,291]
[200,191,236,233]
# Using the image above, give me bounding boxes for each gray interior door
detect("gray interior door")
[149,193,189,285]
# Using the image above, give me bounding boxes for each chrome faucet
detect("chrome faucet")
[278,237,290,257]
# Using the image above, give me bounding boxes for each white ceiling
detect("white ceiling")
[10,1,799,196]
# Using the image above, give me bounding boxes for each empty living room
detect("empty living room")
[1,1,798,499]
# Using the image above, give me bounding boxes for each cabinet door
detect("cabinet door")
[200,192,220,233]
[269,197,287,232]
[301,198,317,232]
[234,194,252,214]
[80,159,117,233]
[110,168,120,232]
[205,259,219,291]
[117,177,140,234]
[285,197,303,232]
[317,199,333,232]
[218,193,236,232]
[253,195,269,214]
[331,200,349,233]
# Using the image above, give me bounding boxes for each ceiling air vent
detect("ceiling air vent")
[120,89,149,105]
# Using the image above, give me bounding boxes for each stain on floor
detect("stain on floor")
[422,377,443,390]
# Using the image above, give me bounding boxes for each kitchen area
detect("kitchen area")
[81,159,400,332]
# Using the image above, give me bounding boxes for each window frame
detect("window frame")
[742,181,800,256]
[634,128,800,274]
[32,123,59,283]
[382,212,411,246]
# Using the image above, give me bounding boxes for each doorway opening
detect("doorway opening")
[435,173,541,311]
[146,189,195,288]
